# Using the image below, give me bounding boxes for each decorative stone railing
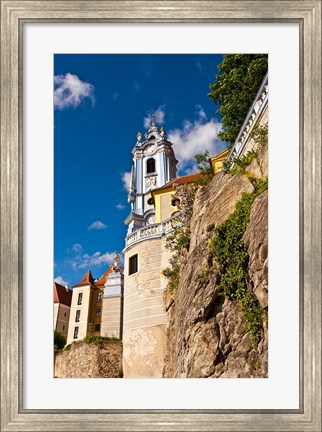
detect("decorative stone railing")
[125,214,179,248]
[227,73,268,163]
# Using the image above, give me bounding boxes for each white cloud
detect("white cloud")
[168,115,224,174]
[116,203,125,210]
[143,106,165,129]
[112,92,119,101]
[66,246,120,271]
[196,62,204,73]
[196,104,207,121]
[65,243,119,271]
[88,220,107,230]
[54,73,95,110]
[77,251,115,269]
[71,243,83,254]
[54,276,69,287]
[121,171,131,192]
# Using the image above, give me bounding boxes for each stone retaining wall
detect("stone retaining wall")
[54,341,123,378]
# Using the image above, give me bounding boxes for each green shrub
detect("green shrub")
[250,123,268,146]
[54,331,66,350]
[211,178,268,346]
[162,255,181,293]
[194,150,214,186]
[83,335,120,345]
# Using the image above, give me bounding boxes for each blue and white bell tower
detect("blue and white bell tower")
[125,118,178,234]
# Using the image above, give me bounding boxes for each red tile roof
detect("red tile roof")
[54,282,72,306]
[153,172,202,193]
[95,265,124,287]
[73,269,95,288]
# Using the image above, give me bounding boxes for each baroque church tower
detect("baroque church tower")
[126,117,178,232]
[122,119,179,378]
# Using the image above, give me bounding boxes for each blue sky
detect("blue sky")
[54,54,226,288]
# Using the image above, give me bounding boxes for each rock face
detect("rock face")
[243,191,268,309]
[54,341,123,378]
[163,146,268,378]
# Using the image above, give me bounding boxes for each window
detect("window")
[75,310,81,322]
[98,291,103,302]
[77,293,83,305]
[146,158,155,174]
[62,325,65,331]
[96,308,101,317]
[64,312,67,317]
[171,197,180,207]
[129,254,138,275]
[73,327,79,339]
[95,324,100,332]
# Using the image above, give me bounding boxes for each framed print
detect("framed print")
[0,1,321,431]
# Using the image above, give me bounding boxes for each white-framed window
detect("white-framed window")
[146,158,155,173]
[77,292,83,305]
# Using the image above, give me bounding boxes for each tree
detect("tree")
[54,331,66,350]
[208,54,268,146]
[194,150,214,186]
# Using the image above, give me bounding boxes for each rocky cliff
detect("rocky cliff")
[163,144,268,378]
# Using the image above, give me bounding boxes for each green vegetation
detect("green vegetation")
[250,123,268,146]
[162,183,197,293]
[223,123,268,175]
[194,150,214,186]
[58,336,121,352]
[209,54,268,145]
[54,331,66,350]
[210,178,268,345]
[83,335,120,345]
[223,149,258,175]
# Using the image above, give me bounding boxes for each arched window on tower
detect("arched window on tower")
[146,158,155,174]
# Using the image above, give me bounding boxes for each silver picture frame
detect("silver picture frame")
[1,1,321,430]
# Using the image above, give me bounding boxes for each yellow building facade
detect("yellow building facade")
[209,148,230,174]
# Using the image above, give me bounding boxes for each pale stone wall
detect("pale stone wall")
[54,303,70,340]
[123,236,172,377]
[101,296,122,338]
[54,304,59,329]
[66,286,90,345]
[54,341,123,378]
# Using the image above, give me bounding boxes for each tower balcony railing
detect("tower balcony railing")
[125,214,179,248]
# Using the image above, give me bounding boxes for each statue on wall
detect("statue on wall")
[136,131,142,145]
[113,251,121,271]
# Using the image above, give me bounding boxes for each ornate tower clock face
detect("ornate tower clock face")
[145,145,157,155]
[146,214,155,225]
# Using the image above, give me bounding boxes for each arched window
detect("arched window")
[147,158,155,174]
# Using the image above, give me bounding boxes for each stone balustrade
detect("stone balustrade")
[227,73,268,162]
[125,214,179,248]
